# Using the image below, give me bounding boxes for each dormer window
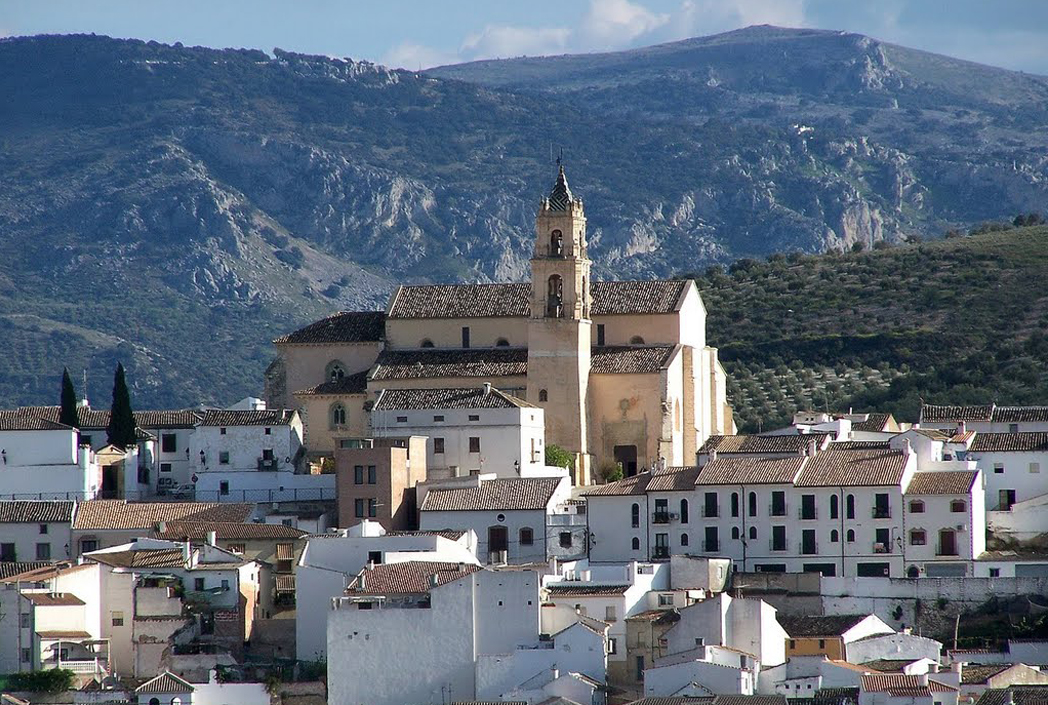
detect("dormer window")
[550,230,564,256]
[326,360,346,383]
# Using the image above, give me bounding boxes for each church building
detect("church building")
[266,168,735,484]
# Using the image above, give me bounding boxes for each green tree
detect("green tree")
[8,669,75,692]
[545,443,573,470]
[106,362,136,449]
[60,367,79,428]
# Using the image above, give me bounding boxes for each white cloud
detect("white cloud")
[460,24,572,60]
[380,41,460,70]
[671,0,807,40]
[578,0,671,50]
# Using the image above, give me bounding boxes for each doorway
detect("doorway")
[614,445,639,476]
[488,525,509,555]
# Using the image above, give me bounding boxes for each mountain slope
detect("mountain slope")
[0,30,1046,409]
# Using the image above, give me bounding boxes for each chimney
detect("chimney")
[550,666,559,680]
[429,573,440,588]
[807,438,818,457]
[182,540,191,565]
[929,662,940,673]
[458,562,466,573]
[919,674,929,686]
[359,572,366,591]
[957,421,966,435]
[483,382,492,396]
[206,530,217,547]
[157,521,167,535]
[708,449,717,464]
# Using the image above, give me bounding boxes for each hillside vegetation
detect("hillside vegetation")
[698,224,1048,431]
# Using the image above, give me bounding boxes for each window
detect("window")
[748,492,757,517]
[789,639,796,649]
[39,524,48,535]
[731,492,739,518]
[354,499,365,518]
[433,415,445,422]
[846,494,855,519]
[681,498,690,523]
[495,338,510,347]
[659,593,674,606]
[818,639,826,649]
[605,605,617,622]
[731,527,739,540]
[396,416,408,423]
[368,499,377,518]
[462,326,471,348]
[846,529,855,543]
[539,389,548,402]
[801,494,816,520]
[771,526,786,551]
[35,543,50,560]
[420,338,434,348]
[194,578,205,591]
[330,403,347,427]
[909,500,925,513]
[629,335,645,345]
[994,463,1004,474]
[326,360,346,383]
[434,438,445,454]
[80,539,98,554]
[219,451,230,465]
[631,537,640,550]
[112,611,124,627]
[596,324,606,346]
[21,648,30,663]
[560,532,572,548]
[951,500,967,513]
[704,526,719,552]
[150,699,161,705]
[830,494,839,519]
[874,493,890,518]
[546,275,564,317]
[469,437,481,453]
[262,448,274,462]
[910,529,926,545]
[368,465,377,484]
[519,528,534,546]
[631,503,640,528]
[681,533,689,547]
[771,491,786,516]
[830,529,839,543]
[219,481,229,496]
[550,229,564,255]
[162,433,177,453]
[989,568,1001,578]
[228,543,245,555]
[749,526,757,540]
[354,465,364,484]
[220,427,227,435]
[265,427,271,435]
[608,638,618,655]
[703,492,717,518]
[160,463,172,473]
[1031,463,1041,474]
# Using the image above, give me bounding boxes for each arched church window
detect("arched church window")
[326,361,346,383]
[330,403,347,428]
[539,389,548,402]
[546,275,564,318]
[550,230,563,256]
[629,336,645,345]
[420,339,435,348]
[495,338,510,347]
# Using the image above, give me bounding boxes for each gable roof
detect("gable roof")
[700,434,826,455]
[590,345,677,374]
[0,410,72,431]
[153,521,306,541]
[347,560,480,596]
[371,347,528,381]
[21,406,202,430]
[136,672,195,694]
[389,283,531,319]
[421,477,562,512]
[850,413,896,433]
[74,500,254,530]
[795,449,907,487]
[22,591,85,606]
[647,467,702,492]
[860,674,957,694]
[546,583,630,596]
[583,472,653,496]
[0,561,58,581]
[88,548,186,569]
[961,664,1014,684]
[976,686,1048,705]
[695,456,806,485]
[198,409,295,427]
[0,500,75,523]
[921,404,995,423]
[274,310,386,344]
[295,370,370,397]
[905,471,978,495]
[970,432,1048,452]
[590,280,690,315]
[373,386,535,411]
[778,614,873,638]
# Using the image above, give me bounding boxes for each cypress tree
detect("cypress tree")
[106,363,136,449]
[60,367,79,429]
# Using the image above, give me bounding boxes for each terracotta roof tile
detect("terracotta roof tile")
[905,471,978,495]
[590,345,676,374]
[970,432,1048,452]
[975,686,1048,705]
[295,370,370,396]
[373,387,535,411]
[421,477,562,512]
[647,467,702,492]
[371,348,528,381]
[199,409,295,426]
[389,283,530,319]
[700,434,827,455]
[23,592,85,606]
[590,280,689,316]
[860,674,956,694]
[386,529,469,541]
[795,449,907,487]
[74,500,254,530]
[274,311,385,344]
[994,407,1048,422]
[153,521,306,541]
[21,406,202,430]
[778,614,870,637]
[136,672,195,694]
[831,441,891,450]
[546,583,630,596]
[961,665,1013,684]
[0,410,71,431]
[348,560,480,595]
[0,561,57,580]
[582,473,652,496]
[921,404,994,423]
[0,501,75,523]
[89,548,186,569]
[695,456,805,485]
[849,413,896,433]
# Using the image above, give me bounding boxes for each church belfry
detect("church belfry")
[528,166,593,484]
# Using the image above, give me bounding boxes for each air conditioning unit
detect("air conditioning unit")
[669,513,679,521]
[955,524,966,531]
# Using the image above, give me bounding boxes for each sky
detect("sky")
[3,0,1048,75]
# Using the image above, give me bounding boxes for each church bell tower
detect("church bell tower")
[528,166,593,484]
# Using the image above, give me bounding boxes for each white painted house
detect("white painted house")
[0,501,75,563]
[369,385,547,479]
[419,475,573,564]
[921,403,1048,434]
[0,411,100,500]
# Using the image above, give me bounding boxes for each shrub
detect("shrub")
[598,460,623,483]
[8,670,75,693]
[545,444,573,469]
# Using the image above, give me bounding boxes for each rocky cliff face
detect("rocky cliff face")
[1,28,1047,408]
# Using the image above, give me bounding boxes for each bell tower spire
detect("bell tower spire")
[528,165,593,484]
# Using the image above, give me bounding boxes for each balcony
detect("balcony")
[800,541,818,555]
[653,546,670,559]
[702,506,720,518]
[936,546,959,557]
[873,542,893,554]
[703,540,720,553]
[769,503,788,517]
[769,540,788,552]
[872,507,891,519]
[652,511,671,525]
[799,507,818,520]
